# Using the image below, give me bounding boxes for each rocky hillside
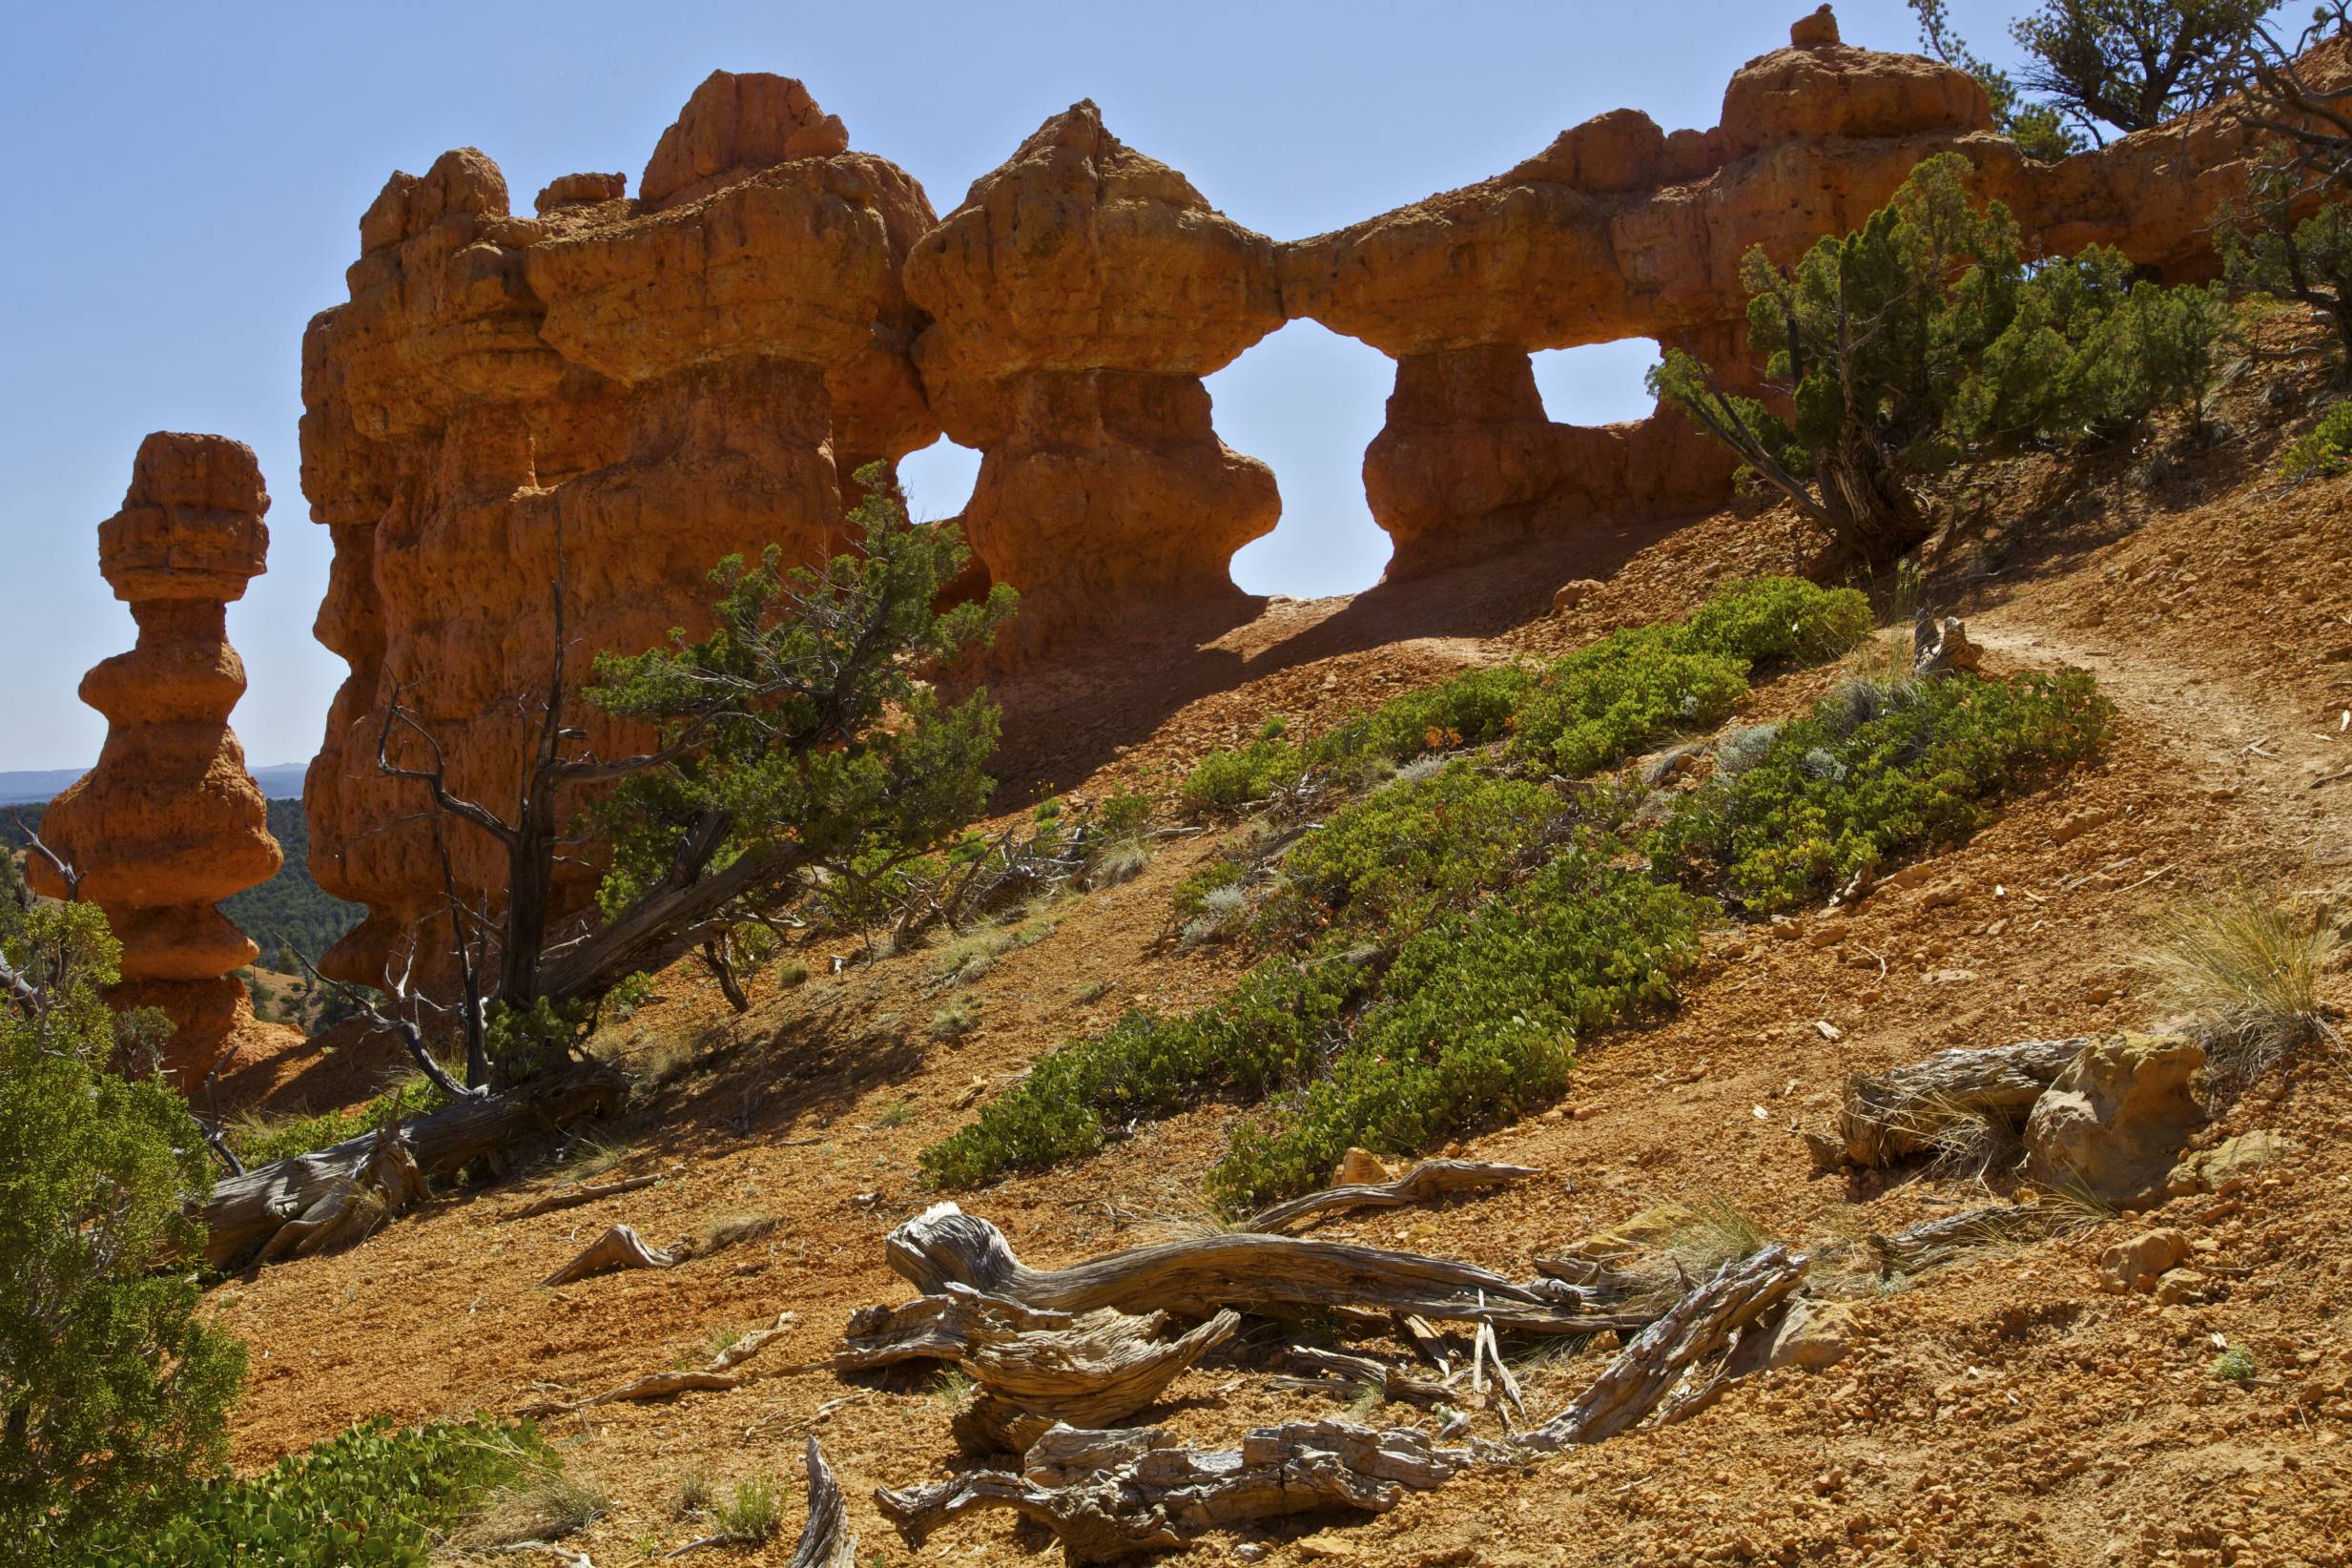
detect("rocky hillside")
[204,308,2352,1565]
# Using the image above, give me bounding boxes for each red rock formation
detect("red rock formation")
[300,72,939,984]
[1282,6,2268,574]
[903,102,1285,656]
[29,434,287,1084]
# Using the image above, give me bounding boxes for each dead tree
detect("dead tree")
[1805,1037,2088,1170]
[883,1203,1635,1334]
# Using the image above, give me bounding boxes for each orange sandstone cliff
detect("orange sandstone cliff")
[30,434,289,1085]
[297,8,2280,983]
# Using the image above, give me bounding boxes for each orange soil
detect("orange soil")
[211,347,2352,1566]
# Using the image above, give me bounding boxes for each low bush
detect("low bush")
[88,1416,557,1567]
[2281,401,2352,483]
[1179,735,1306,814]
[1650,670,2111,912]
[227,1074,451,1167]
[1207,844,1708,1207]
[1310,663,1538,768]
[1259,762,1562,940]
[918,944,1372,1187]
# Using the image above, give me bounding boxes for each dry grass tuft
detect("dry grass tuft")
[2137,888,2340,1078]
[456,1468,609,1548]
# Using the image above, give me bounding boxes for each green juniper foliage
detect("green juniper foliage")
[1909,0,2087,159]
[0,894,245,1558]
[1651,154,2230,568]
[2280,400,2352,481]
[1650,670,2112,913]
[85,1416,558,1567]
[2220,164,2352,365]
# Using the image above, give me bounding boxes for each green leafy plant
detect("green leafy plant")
[86,1416,555,1567]
[2281,401,2352,482]
[1179,735,1307,815]
[1,894,246,1558]
[1654,154,2231,568]
[1650,670,2112,912]
[2212,1344,2259,1382]
[715,1475,785,1544]
[227,1073,451,1166]
[1207,842,1708,1207]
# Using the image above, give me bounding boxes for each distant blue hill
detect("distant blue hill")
[0,761,311,806]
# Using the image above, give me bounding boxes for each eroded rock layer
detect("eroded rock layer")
[904,101,1285,657]
[299,9,2281,970]
[299,72,940,983]
[31,434,284,1084]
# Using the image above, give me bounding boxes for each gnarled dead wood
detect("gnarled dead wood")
[1278,1347,1455,1409]
[201,1063,622,1267]
[885,1204,1628,1334]
[1807,1039,2087,1170]
[790,1435,856,1568]
[875,1419,1468,1563]
[1865,1204,2061,1276]
[544,1223,676,1286]
[503,1172,665,1221]
[1516,1244,1809,1452]
[251,1122,428,1266]
[1242,1160,1538,1235]
[520,1312,799,1417]
[837,1283,1239,1453]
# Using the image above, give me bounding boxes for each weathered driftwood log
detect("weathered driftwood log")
[885,1204,1627,1334]
[200,1063,622,1267]
[1516,1244,1809,1451]
[1242,1160,1538,1235]
[1278,1347,1455,1410]
[875,1420,1468,1563]
[250,1122,428,1266]
[791,1436,856,1568]
[836,1283,1239,1453]
[544,1223,676,1286]
[1864,1204,2060,1276]
[1807,1039,2087,1170]
[520,1312,798,1417]
[503,1171,665,1221]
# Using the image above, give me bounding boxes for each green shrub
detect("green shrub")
[228,1074,451,1167]
[1,898,246,1558]
[2211,1345,2259,1383]
[1170,858,1247,923]
[1261,762,1561,940]
[1509,624,1751,776]
[715,1475,784,1544]
[1509,577,1867,778]
[87,1416,555,1567]
[2282,402,2352,483]
[1683,576,1874,668]
[1179,736,1306,815]
[919,944,1371,1187]
[1207,844,1709,1207]
[1651,670,2111,913]
[1311,664,1539,768]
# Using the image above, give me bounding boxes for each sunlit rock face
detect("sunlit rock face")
[297,10,2281,970]
[904,100,1287,659]
[298,72,939,985]
[31,433,284,1084]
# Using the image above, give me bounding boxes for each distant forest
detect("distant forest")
[3,797,364,962]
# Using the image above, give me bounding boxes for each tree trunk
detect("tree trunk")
[1806,1037,2087,1171]
[199,1063,622,1268]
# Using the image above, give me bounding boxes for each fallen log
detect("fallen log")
[1864,1204,2060,1276]
[200,1063,623,1268]
[520,1312,798,1418]
[790,1435,856,1568]
[503,1171,665,1221]
[1278,1347,1455,1410]
[1242,1159,1539,1235]
[884,1204,1630,1334]
[875,1419,1468,1563]
[836,1283,1239,1453]
[1516,1244,1810,1451]
[544,1223,675,1287]
[249,1122,428,1266]
[1807,1038,2087,1170]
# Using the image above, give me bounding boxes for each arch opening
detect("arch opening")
[1531,339,1662,428]
[1207,320,1394,600]
[895,436,981,523]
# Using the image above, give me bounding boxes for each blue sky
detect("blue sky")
[0,0,2035,772]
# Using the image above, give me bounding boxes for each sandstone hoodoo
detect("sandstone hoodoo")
[27,433,285,1084]
[903,100,1286,657]
[299,72,940,986]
